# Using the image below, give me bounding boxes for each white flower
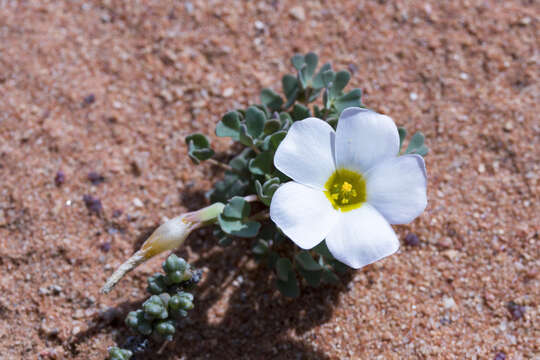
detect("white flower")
[270,107,427,269]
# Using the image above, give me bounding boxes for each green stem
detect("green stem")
[250,145,261,154]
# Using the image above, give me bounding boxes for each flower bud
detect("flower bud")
[101,203,224,294]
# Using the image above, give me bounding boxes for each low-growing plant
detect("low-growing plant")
[103,52,429,357]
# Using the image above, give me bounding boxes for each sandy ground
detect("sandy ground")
[0,1,538,359]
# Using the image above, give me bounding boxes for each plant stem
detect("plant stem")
[250,145,261,154]
[207,158,233,172]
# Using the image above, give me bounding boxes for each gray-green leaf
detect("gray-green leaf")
[216,111,241,140]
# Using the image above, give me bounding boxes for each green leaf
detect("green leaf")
[312,63,332,89]
[275,257,292,281]
[334,89,363,114]
[313,241,334,259]
[223,196,251,219]
[297,267,322,287]
[218,236,233,247]
[245,106,266,139]
[252,239,269,255]
[276,269,299,298]
[238,124,254,146]
[218,215,261,238]
[290,104,311,121]
[282,74,299,107]
[321,269,340,284]
[405,132,428,156]
[398,127,407,151]
[261,88,284,112]
[295,251,323,271]
[279,112,292,129]
[330,259,349,274]
[229,152,250,177]
[208,173,248,203]
[255,177,280,205]
[248,151,273,175]
[291,54,305,71]
[264,118,281,135]
[304,52,319,80]
[267,131,286,152]
[331,70,351,96]
[185,133,214,164]
[216,111,241,139]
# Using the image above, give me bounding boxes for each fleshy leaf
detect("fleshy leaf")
[405,132,428,156]
[185,133,215,164]
[218,215,261,238]
[295,251,323,271]
[304,52,319,81]
[264,118,282,135]
[290,104,311,121]
[249,151,273,175]
[330,70,351,97]
[275,257,292,281]
[255,177,280,205]
[297,267,322,287]
[261,88,284,112]
[216,111,241,139]
[313,240,334,259]
[321,269,340,284]
[223,196,251,219]
[398,127,407,151]
[334,89,363,114]
[282,74,299,107]
[276,259,299,298]
[252,239,269,256]
[291,54,305,71]
[238,124,254,146]
[245,106,266,139]
[312,63,332,89]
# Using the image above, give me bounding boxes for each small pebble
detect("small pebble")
[87,171,105,185]
[506,301,525,320]
[503,121,513,131]
[83,195,102,214]
[404,233,420,246]
[254,20,265,30]
[99,242,111,252]
[494,352,506,360]
[133,198,144,208]
[82,94,95,106]
[54,171,65,187]
[184,2,194,14]
[409,92,418,101]
[223,87,234,97]
[289,6,306,21]
[478,163,486,173]
[459,72,469,80]
[348,63,358,75]
[112,209,123,218]
[50,285,62,295]
[443,296,456,309]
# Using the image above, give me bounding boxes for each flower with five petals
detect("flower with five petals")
[270,107,427,268]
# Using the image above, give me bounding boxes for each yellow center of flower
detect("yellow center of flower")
[324,169,366,212]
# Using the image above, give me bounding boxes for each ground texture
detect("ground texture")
[0,1,538,359]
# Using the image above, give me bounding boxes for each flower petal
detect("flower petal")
[274,117,336,190]
[325,204,399,269]
[270,181,338,249]
[366,154,427,224]
[335,107,400,173]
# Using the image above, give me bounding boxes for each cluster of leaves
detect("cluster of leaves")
[108,254,200,360]
[184,52,428,298]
